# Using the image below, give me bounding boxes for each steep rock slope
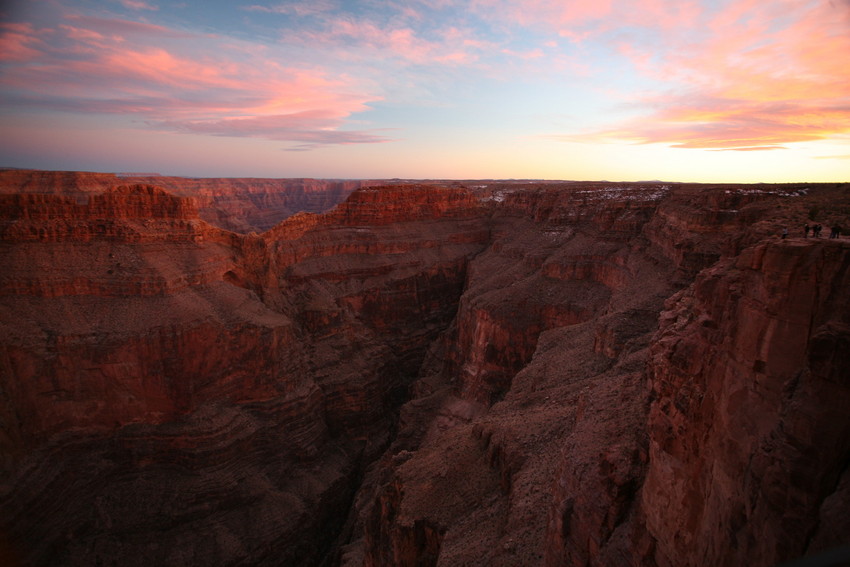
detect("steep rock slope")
[1,175,848,567]
[0,168,368,233]
[644,239,850,566]
[0,182,488,566]
[346,185,676,566]
[0,184,336,567]
[128,176,369,233]
[262,185,489,447]
[0,185,279,439]
[342,183,850,567]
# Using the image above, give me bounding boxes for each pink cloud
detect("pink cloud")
[327,19,440,63]
[622,0,702,30]
[562,0,850,150]
[0,23,47,62]
[501,47,544,60]
[243,1,337,17]
[58,24,109,42]
[295,15,487,67]
[471,0,702,40]
[157,111,392,146]
[560,95,849,150]
[0,15,387,148]
[120,0,158,10]
[471,0,609,30]
[100,47,240,90]
[63,15,193,39]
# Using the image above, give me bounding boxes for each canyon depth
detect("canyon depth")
[1,169,848,566]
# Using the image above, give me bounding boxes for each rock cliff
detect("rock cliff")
[0,179,488,566]
[0,168,370,233]
[1,174,848,566]
[644,239,850,566]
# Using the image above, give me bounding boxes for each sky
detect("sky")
[1,0,849,182]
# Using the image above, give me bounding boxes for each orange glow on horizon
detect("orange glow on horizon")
[0,1,847,181]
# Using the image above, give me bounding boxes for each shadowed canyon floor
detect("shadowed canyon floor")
[1,170,849,566]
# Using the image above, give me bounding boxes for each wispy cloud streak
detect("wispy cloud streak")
[541,0,850,150]
[120,0,158,11]
[1,0,848,178]
[0,14,388,148]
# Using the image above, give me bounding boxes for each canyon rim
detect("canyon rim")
[0,169,849,566]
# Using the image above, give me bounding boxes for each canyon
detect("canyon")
[0,169,371,234]
[0,169,848,566]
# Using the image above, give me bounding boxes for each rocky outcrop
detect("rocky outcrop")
[643,239,850,567]
[641,183,821,282]
[432,184,667,406]
[0,185,285,442]
[346,183,850,567]
[345,184,678,566]
[0,185,208,246]
[0,395,355,567]
[135,176,369,233]
[1,173,849,567]
[0,181,489,566]
[0,169,120,194]
[0,168,370,233]
[265,185,488,442]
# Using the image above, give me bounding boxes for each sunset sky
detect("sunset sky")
[1,0,849,182]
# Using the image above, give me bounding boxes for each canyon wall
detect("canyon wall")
[1,174,848,566]
[340,183,850,567]
[0,168,368,233]
[0,181,488,566]
[644,239,850,566]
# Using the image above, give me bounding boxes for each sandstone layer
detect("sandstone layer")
[1,175,848,566]
[0,168,370,233]
[644,239,850,566]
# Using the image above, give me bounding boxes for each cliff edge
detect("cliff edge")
[0,176,848,566]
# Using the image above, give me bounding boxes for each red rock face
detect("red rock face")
[345,183,850,567]
[643,239,850,567]
[0,168,369,233]
[1,175,849,567]
[0,180,489,566]
[346,185,677,566]
[0,186,281,443]
[262,185,489,439]
[141,176,368,233]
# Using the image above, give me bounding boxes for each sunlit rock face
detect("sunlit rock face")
[1,173,848,567]
[0,168,369,233]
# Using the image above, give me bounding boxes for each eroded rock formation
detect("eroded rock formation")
[0,168,370,233]
[644,239,850,566]
[1,174,848,566]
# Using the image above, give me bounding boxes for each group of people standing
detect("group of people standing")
[802,223,842,238]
